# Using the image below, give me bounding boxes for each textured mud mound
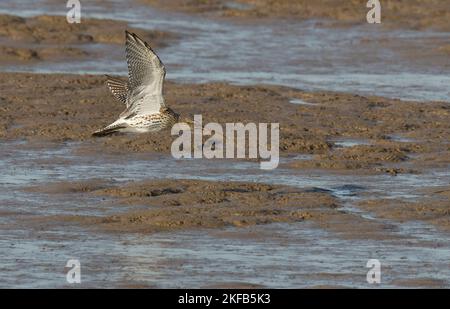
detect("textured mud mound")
[289,142,420,175]
[0,14,173,44]
[27,178,393,238]
[1,72,449,175]
[0,14,175,63]
[358,186,450,232]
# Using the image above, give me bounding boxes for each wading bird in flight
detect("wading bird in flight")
[93,31,179,136]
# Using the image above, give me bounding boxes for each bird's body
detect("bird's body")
[93,107,179,136]
[93,31,179,137]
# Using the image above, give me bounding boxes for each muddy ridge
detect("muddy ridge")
[1,72,449,176]
[28,178,395,239]
[0,14,175,63]
[141,0,450,31]
[358,185,450,232]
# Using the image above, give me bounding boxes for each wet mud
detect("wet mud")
[1,2,449,288]
[141,0,450,31]
[0,14,175,64]
[1,72,448,177]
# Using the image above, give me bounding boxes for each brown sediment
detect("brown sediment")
[140,0,450,31]
[288,142,421,175]
[357,185,450,232]
[0,4,448,289]
[203,282,266,288]
[0,14,174,45]
[25,179,114,194]
[5,46,90,62]
[3,71,447,234]
[28,178,395,239]
[438,44,450,54]
[52,179,331,233]
[0,14,175,63]
[390,278,447,288]
[1,72,449,175]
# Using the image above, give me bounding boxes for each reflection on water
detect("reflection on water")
[0,0,449,102]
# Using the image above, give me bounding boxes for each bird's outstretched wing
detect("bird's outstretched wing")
[123,31,166,117]
[106,75,129,106]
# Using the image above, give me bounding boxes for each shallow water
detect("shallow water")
[1,142,450,288]
[331,138,371,148]
[290,98,318,106]
[0,0,449,102]
[2,220,450,288]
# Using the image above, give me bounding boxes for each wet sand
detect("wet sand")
[141,0,450,31]
[27,178,397,240]
[0,3,449,288]
[1,71,449,233]
[1,72,449,170]
[0,14,175,64]
[357,186,450,232]
[30,179,334,233]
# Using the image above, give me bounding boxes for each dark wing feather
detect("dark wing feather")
[125,31,166,92]
[106,75,129,106]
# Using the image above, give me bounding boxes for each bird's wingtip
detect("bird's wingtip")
[125,30,141,43]
[125,30,133,38]
[92,129,109,137]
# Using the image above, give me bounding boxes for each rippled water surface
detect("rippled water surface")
[0,142,449,288]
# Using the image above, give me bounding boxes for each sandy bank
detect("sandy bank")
[140,0,450,31]
[26,178,397,239]
[0,14,175,63]
[1,72,448,176]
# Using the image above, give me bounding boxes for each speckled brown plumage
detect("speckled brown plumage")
[93,31,179,137]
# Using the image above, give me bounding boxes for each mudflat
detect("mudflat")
[0,14,175,64]
[1,71,449,233]
[1,72,449,171]
[1,0,449,288]
[141,0,450,31]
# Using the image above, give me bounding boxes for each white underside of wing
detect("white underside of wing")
[130,94,165,116]
[125,68,166,116]
[112,31,170,120]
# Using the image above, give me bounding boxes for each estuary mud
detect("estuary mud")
[0,14,175,64]
[1,72,448,176]
[141,0,450,31]
[0,1,449,287]
[25,178,397,241]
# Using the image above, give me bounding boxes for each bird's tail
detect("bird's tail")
[92,123,127,137]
